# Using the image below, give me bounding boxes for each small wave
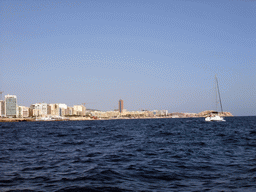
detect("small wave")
[248,167,256,172]
[56,186,132,192]
[171,154,182,159]
[144,152,157,156]
[86,152,102,157]
[4,190,39,192]
[1,125,14,129]
[22,166,44,171]
[136,171,182,181]
[60,169,123,183]
[30,176,50,182]
[249,130,256,135]
[62,140,85,145]
[100,169,121,176]
[60,176,88,182]
[0,179,13,183]
[56,134,68,137]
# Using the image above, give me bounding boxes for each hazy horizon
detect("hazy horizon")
[1,0,255,116]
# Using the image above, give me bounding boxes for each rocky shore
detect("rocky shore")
[194,110,233,117]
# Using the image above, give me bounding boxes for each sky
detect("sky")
[0,0,255,116]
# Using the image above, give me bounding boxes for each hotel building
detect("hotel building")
[5,95,18,117]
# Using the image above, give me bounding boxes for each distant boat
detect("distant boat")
[205,75,225,122]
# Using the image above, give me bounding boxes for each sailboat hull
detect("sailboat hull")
[205,115,225,122]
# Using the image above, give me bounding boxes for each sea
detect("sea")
[0,117,256,192]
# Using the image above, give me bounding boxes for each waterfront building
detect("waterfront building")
[121,110,146,118]
[18,106,29,118]
[5,95,18,117]
[118,99,124,113]
[58,103,68,116]
[65,106,73,116]
[105,111,119,118]
[73,105,86,116]
[91,110,119,119]
[29,108,33,117]
[0,100,5,117]
[30,103,47,117]
[47,105,51,115]
[152,110,168,116]
[48,104,60,116]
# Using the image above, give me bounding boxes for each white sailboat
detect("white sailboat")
[205,75,225,122]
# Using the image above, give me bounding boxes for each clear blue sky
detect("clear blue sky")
[1,0,255,116]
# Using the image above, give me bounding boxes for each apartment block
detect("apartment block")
[58,103,67,116]
[73,105,86,116]
[18,106,29,118]
[30,103,47,117]
[47,104,59,116]
[65,106,73,116]
[5,95,18,118]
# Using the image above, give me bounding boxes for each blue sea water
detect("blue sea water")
[0,117,256,192]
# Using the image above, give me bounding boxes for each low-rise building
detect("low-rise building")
[152,110,168,116]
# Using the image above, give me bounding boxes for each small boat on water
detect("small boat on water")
[205,111,225,122]
[205,75,225,122]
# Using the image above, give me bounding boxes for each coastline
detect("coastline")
[0,115,233,123]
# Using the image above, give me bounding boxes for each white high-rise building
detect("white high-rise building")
[5,95,18,117]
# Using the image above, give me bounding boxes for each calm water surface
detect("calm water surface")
[1,117,256,192]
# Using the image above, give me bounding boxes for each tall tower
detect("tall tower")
[5,94,18,118]
[119,99,123,113]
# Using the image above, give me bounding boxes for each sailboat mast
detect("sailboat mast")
[215,77,218,111]
[215,75,223,114]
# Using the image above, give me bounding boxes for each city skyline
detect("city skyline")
[1,0,255,116]
[0,93,233,119]
[0,93,174,120]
